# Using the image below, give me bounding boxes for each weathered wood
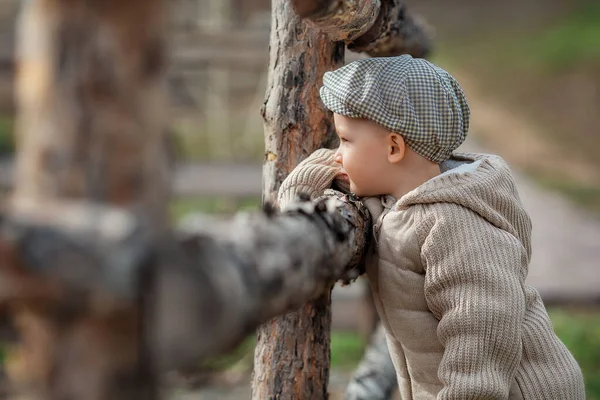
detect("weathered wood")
[0,191,370,368]
[4,0,169,398]
[253,0,345,397]
[292,0,432,58]
[159,191,369,369]
[291,0,381,43]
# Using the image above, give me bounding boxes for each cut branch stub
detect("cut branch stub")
[348,0,433,58]
[291,0,381,43]
[159,191,370,368]
[292,0,433,58]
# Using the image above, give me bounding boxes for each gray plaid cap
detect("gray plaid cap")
[320,55,470,163]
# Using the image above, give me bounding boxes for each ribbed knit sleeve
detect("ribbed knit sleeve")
[416,203,526,399]
[277,148,348,209]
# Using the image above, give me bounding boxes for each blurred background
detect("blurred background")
[0,0,598,399]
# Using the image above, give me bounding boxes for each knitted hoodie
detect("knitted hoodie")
[278,150,585,399]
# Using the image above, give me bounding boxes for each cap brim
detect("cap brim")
[319,86,362,118]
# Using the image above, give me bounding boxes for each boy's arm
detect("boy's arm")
[277,148,349,209]
[418,204,526,399]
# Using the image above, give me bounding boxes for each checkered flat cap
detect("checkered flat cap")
[320,55,470,163]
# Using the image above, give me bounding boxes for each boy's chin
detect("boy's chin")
[351,184,386,198]
[350,183,368,197]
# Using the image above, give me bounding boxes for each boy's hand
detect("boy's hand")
[277,148,350,209]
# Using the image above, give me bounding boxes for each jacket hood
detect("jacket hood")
[397,152,532,258]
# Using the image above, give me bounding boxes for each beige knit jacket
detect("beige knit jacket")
[278,150,585,400]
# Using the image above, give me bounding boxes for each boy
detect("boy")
[277,55,585,399]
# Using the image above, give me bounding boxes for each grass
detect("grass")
[549,308,600,399]
[171,120,265,163]
[199,331,366,373]
[530,171,600,214]
[330,332,366,370]
[521,1,600,72]
[201,335,256,372]
[435,1,600,75]
[0,311,598,396]
[0,116,13,156]
[170,196,261,221]
[189,307,600,399]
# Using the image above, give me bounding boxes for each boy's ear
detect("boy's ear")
[387,133,405,164]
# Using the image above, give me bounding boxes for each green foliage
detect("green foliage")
[330,331,366,370]
[531,173,600,215]
[199,331,366,373]
[0,117,14,156]
[1,311,599,398]
[170,196,261,221]
[524,1,600,72]
[171,122,264,163]
[549,308,600,400]
[201,335,256,372]
[434,1,600,75]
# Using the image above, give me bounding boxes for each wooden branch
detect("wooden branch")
[0,191,370,368]
[155,191,370,369]
[0,201,150,307]
[291,0,432,58]
[291,0,381,43]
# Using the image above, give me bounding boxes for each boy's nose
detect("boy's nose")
[334,150,342,165]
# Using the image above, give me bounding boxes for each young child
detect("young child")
[277,55,585,399]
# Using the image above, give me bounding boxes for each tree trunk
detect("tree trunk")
[252,0,344,398]
[4,0,169,398]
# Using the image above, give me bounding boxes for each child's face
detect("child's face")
[333,114,394,197]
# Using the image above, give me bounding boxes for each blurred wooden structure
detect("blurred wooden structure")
[169,0,271,160]
[0,0,18,114]
[0,0,271,159]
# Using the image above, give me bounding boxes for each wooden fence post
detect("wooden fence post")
[252,1,344,398]
[5,0,169,398]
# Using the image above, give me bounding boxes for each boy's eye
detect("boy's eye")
[340,137,348,142]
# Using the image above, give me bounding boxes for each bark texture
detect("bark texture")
[3,0,169,398]
[254,0,345,397]
[160,192,370,370]
[292,0,432,58]
[0,191,370,368]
